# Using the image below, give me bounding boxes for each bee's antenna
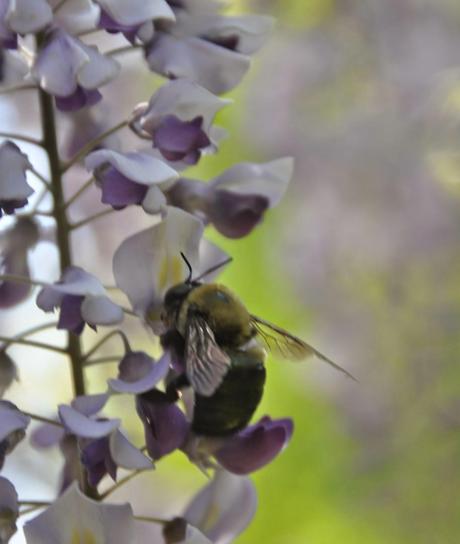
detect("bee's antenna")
[180,252,193,283]
[193,257,233,283]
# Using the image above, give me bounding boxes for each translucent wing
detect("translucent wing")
[250,315,357,381]
[185,315,232,396]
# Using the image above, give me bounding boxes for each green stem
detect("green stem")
[1,321,59,352]
[19,500,51,507]
[0,274,49,287]
[84,355,123,366]
[21,412,62,427]
[61,120,128,173]
[30,167,52,190]
[100,469,146,500]
[0,83,37,95]
[82,330,130,362]
[0,335,66,353]
[134,515,168,525]
[64,176,95,209]
[106,44,142,57]
[0,131,43,146]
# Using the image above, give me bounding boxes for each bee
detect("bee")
[161,254,355,437]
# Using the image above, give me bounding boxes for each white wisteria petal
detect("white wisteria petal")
[0,142,32,201]
[41,267,106,298]
[140,78,231,135]
[113,207,203,316]
[59,404,120,439]
[71,393,109,416]
[146,33,250,95]
[81,294,124,326]
[184,525,213,544]
[24,483,136,544]
[86,150,179,186]
[97,0,174,25]
[142,185,167,214]
[109,429,152,470]
[55,0,101,35]
[108,352,170,394]
[212,157,294,207]
[184,470,257,544]
[77,42,120,89]
[7,0,52,34]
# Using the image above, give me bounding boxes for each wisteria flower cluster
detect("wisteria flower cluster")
[0,0,295,542]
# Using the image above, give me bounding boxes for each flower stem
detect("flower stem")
[21,412,62,427]
[0,274,49,287]
[106,44,143,57]
[84,355,122,366]
[61,120,128,173]
[0,83,37,95]
[134,515,168,525]
[0,131,43,146]
[82,330,130,362]
[69,207,116,230]
[30,167,52,190]
[64,176,95,209]
[100,469,146,500]
[0,335,66,353]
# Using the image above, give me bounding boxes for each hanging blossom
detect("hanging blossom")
[96,0,175,44]
[36,266,124,334]
[130,78,230,165]
[0,0,52,49]
[0,401,29,470]
[145,0,275,94]
[0,141,33,218]
[166,158,294,238]
[33,28,120,111]
[85,149,179,212]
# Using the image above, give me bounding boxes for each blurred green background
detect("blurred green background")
[5,0,460,542]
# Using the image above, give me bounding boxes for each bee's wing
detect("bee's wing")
[185,315,232,397]
[250,315,357,381]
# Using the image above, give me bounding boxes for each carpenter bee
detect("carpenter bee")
[161,254,355,437]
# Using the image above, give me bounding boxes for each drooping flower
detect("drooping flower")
[0,0,53,49]
[108,350,170,394]
[0,141,33,218]
[52,0,100,35]
[0,400,30,469]
[131,79,230,165]
[182,469,257,544]
[0,476,18,543]
[0,217,39,308]
[166,158,294,238]
[33,28,120,112]
[58,393,152,487]
[23,483,136,543]
[136,389,189,461]
[96,0,174,44]
[0,351,17,398]
[36,266,124,335]
[145,3,274,94]
[214,416,293,475]
[85,149,178,213]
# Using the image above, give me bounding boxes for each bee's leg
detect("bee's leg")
[165,372,190,402]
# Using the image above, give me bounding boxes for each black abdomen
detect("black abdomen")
[192,364,266,436]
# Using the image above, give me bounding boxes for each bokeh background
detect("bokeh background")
[3,0,460,542]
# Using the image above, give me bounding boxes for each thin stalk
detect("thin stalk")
[21,412,62,427]
[1,321,59,352]
[61,120,128,173]
[134,515,168,525]
[29,186,51,214]
[0,83,37,95]
[84,355,122,366]
[0,335,66,353]
[100,469,146,500]
[70,208,116,230]
[30,167,52,190]
[18,505,47,517]
[106,44,142,57]
[82,330,130,362]
[0,131,43,146]
[0,274,49,288]
[64,176,95,209]
[19,500,51,507]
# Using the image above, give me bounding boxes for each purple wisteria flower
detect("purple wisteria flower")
[58,393,152,487]
[36,266,123,334]
[0,141,33,218]
[85,149,178,212]
[108,350,170,394]
[182,469,257,544]
[0,0,52,49]
[96,0,174,44]
[0,351,17,398]
[131,79,229,165]
[136,389,189,461]
[0,401,29,469]
[167,158,294,238]
[24,483,136,543]
[145,2,274,94]
[52,0,100,35]
[0,217,39,308]
[214,416,293,475]
[0,476,18,543]
[33,28,120,112]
